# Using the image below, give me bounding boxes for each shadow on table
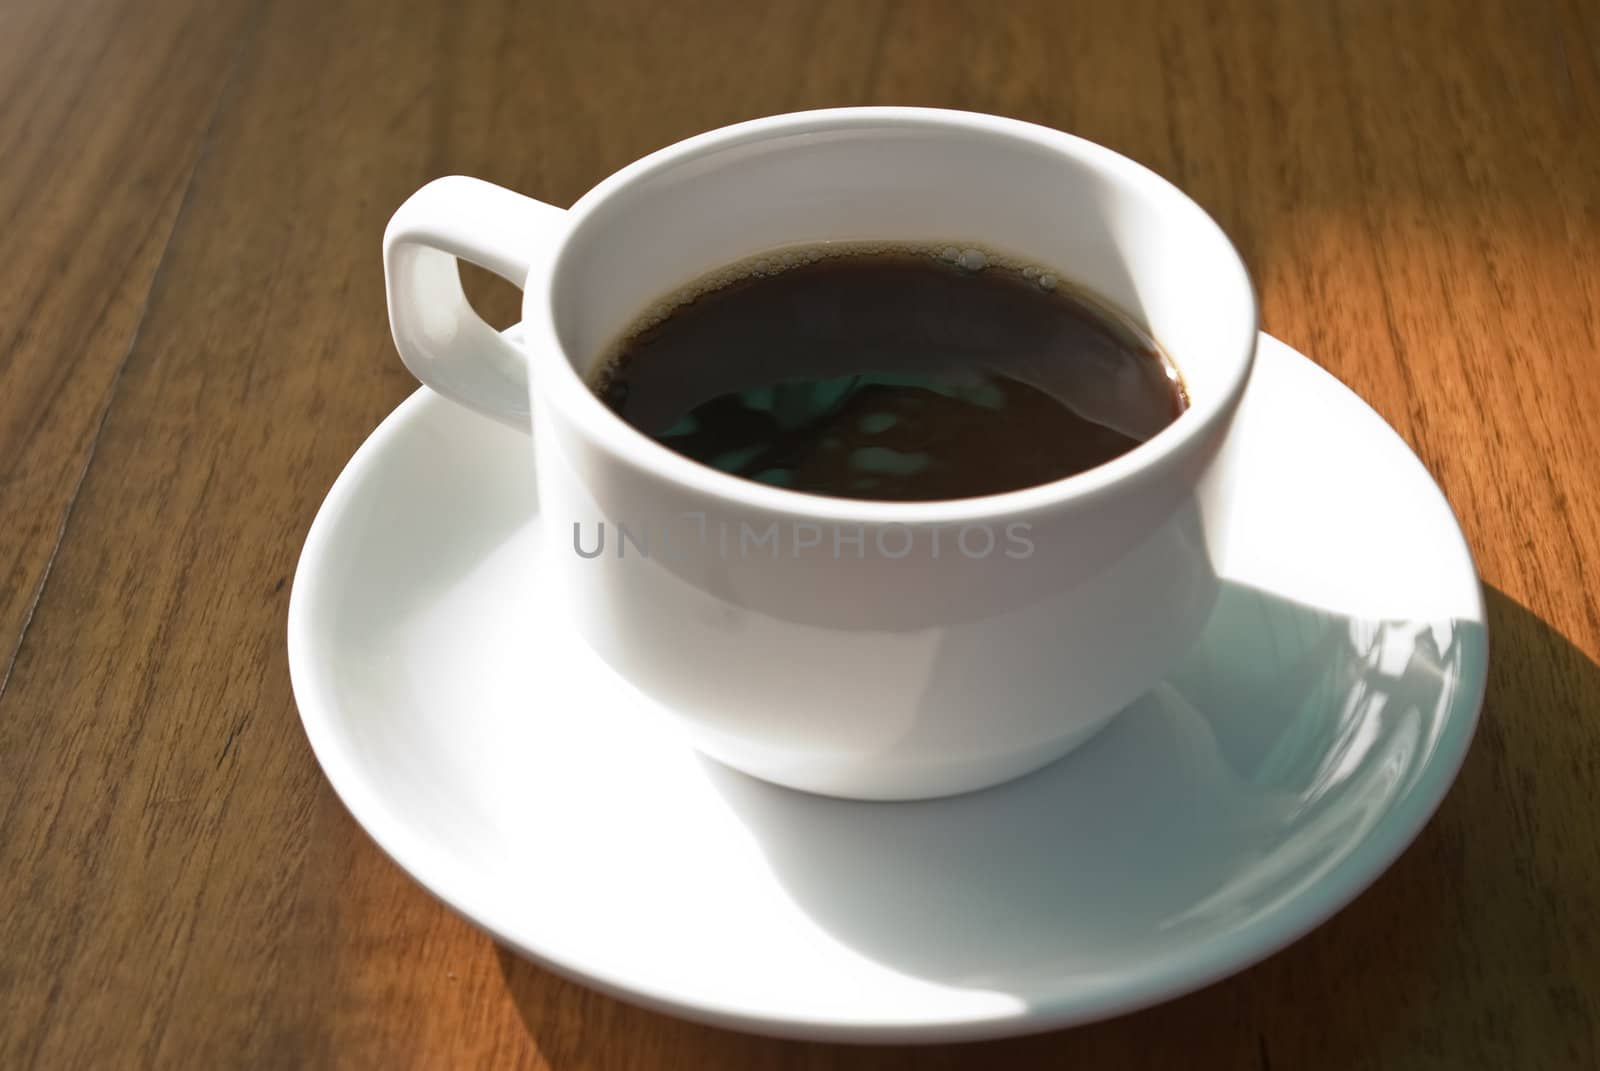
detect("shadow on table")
[497,585,1598,1069]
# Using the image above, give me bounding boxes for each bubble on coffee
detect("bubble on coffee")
[591,241,1187,501]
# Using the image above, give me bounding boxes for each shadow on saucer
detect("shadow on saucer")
[693,579,1485,990]
[496,585,1596,1069]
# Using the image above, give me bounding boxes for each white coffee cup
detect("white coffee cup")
[383,107,1256,800]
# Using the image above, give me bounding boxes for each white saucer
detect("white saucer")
[288,332,1486,1043]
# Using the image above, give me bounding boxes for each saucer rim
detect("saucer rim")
[286,331,1486,1043]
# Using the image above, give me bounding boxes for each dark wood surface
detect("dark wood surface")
[3,0,1598,1066]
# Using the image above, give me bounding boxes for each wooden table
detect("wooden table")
[3,0,1597,1066]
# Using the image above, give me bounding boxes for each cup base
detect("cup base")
[680,712,1123,801]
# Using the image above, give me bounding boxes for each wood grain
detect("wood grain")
[2,0,1597,1067]
[0,0,257,706]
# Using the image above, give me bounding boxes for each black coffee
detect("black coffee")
[592,244,1186,501]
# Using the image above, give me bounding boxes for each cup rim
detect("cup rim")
[524,106,1258,524]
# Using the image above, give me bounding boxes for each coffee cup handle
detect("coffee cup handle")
[383,176,567,433]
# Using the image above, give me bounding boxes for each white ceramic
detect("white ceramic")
[288,332,1486,1042]
[383,107,1259,799]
